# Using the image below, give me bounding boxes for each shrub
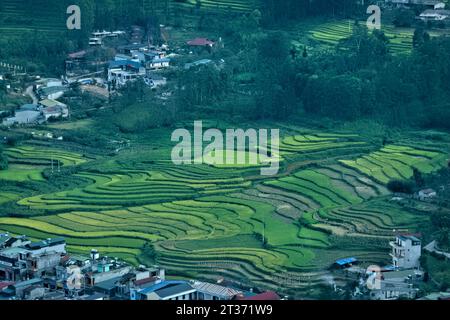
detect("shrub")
[387,179,415,194]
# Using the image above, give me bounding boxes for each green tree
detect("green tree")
[0,149,8,171]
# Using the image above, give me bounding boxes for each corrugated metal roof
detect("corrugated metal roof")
[192,281,241,298]
[335,257,357,266]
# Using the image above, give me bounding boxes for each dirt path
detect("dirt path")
[25,85,38,104]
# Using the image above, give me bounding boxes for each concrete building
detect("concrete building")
[0,234,30,250]
[131,280,196,301]
[3,278,44,299]
[0,238,66,281]
[390,235,422,269]
[2,109,43,126]
[39,99,69,120]
[417,188,438,200]
[369,281,419,300]
[191,281,242,300]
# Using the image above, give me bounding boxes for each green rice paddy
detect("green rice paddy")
[1,129,448,294]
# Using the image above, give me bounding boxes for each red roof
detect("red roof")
[0,282,14,290]
[187,38,215,46]
[236,291,281,301]
[68,50,87,59]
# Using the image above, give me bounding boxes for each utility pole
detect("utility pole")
[51,156,54,174]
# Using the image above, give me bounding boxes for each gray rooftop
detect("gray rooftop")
[156,283,195,299]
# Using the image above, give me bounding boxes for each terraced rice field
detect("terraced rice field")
[309,20,450,54]
[0,0,69,38]
[0,146,90,182]
[1,130,449,295]
[175,0,258,13]
[340,145,447,184]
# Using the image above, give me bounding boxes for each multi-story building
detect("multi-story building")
[390,235,421,269]
[0,238,66,281]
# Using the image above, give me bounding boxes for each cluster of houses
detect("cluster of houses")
[2,79,69,127]
[107,43,171,90]
[0,233,281,301]
[2,22,223,128]
[89,30,126,47]
[105,37,217,90]
[67,26,220,92]
[332,233,450,300]
[385,0,450,23]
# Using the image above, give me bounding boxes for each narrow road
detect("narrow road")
[25,85,38,104]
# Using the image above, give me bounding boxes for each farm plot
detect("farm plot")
[17,165,251,212]
[339,145,448,184]
[316,199,428,237]
[279,134,366,155]
[175,0,257,14]
[263,167,362,210]
[0,146,89,182]
[309,20,413,54]
[0,0,68,38]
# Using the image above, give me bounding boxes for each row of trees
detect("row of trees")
[190,18,450,129]
[261,0,362,24]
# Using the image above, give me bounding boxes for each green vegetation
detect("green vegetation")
[1,0,450,299]
[1,127,447,296]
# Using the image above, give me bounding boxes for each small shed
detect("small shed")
[333,257,358,269]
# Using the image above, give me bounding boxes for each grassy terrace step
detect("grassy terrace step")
[3,128,448,292]
[309,20,420,54]
[256,184,320,211]
[16,167,251,212]
[0,225,147,248]
[0,146,89,182]
[179,0,257,13]
[0,217,162,241]
[340,144,447,184]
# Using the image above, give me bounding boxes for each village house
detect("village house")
[37,86,68,100]
[131,280,197,300]
[184,59,213,70]
[2,278,44,299]
[117,44,148,56]
[369,280,419,300]
[108,60,146,88]
[0,234,30,250]
[420,8,450,21]
[417,188,437,200]
[1,232,282,301]
[2,109,42,126]
[191,280,242,300]
[39,99,69,120]
[367,269,422,300]
[0,238,66,282]
[89,37,102,47]
[390,235,422,269]
[145,73,167,88]
[84,252,132,288]
[385,0,443,8]
[234,291,282,300]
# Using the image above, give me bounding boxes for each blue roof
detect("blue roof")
[335,257,357,266]
[138,280,186,295]
[109,60,142,70]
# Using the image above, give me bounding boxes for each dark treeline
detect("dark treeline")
[247,26,450,129]
[261,0,361,24]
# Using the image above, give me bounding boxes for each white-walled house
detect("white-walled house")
[390,235,421,269]
[418,188,437,201]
